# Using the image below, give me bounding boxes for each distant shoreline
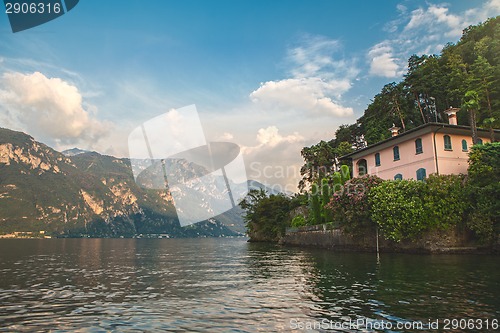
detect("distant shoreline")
[0,234,248,240]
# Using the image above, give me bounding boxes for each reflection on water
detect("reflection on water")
[0,239,498,332]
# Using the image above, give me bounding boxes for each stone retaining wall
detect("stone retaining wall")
[280,225,496,254]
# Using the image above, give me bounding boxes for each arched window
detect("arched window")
[393,146,400,161]
[444,135,452,150]
[375,153,381,166]
[394,174,403,180]
[357,159,367,176]
[477,138,483,145]
[415,138,423,154]
[462,139,468,152]
[416,168,426,181]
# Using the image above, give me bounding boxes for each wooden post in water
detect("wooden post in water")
[376,227,380,262]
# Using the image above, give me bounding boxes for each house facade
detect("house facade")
[342,118,499,181]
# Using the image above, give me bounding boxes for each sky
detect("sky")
[0,0,499,192]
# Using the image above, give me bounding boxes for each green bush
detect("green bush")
[369,174,467,242]
[369,180,427,241]
[466,142,500,241]
[310,183,322,224]
[340,164,351,184]
[291,215,307,228]
[424,174,467,229]
[239,189,294,241]
[331,172,342,192]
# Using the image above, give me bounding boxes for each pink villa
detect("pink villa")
[342,109,500,180]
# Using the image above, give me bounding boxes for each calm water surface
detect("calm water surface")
[0,238,498,332]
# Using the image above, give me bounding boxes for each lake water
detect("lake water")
[0,238,498,332]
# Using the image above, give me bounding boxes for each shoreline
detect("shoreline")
[251,224,500,254]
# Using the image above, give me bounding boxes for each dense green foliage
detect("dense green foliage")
[239,189,304,241]
[323,174,468,242]
[369,175,466,241]
[291,214,307,228]
[466,142,500,240]
[245,19,500,243]
[369,180,427,241]
[301,165,352,226]
[310,183,322,224]
[424,174,467,229]
[299,17,499,184]
[288,18,500,244]
[321,165,496,244]
[358,17,500,145]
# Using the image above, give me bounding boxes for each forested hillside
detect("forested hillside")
[360,16,499,144]
[298,16,499,190]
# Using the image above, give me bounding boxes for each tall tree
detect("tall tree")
[299,141,335,192]
[463,90,480,144]
[405,55,428,123]
[471,55,498,142]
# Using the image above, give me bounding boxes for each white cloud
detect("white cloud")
[396,4,407,14]
[242,126,310,192]
[242,125,305,154]
[249,35,358,118]
[403,1,500,40]
[486,0,500,11]
[368,42,403,78]
[404,5,463,38]
[216,132,234,141]
[404,8,427,31]
[255,126,304,147]
[432,0,498,37]
[287,35,342,78]
[199,104,352,192]
[0,71,110,149]
[244,35,360,189]
[250,78,353,117]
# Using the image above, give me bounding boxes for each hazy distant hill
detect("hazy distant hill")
[0,128,249,237]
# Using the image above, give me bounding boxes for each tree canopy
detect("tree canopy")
[299,16,499,189]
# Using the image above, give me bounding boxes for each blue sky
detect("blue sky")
[0,0,499,190]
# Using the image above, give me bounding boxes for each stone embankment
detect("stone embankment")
[279,224,498,254]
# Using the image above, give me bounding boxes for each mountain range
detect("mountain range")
[0,128,276,237]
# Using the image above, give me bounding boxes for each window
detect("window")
[375,153,381,166]
[394,174,403,180]
[462,139,468,152]
[415,138,423,154]
[477,138,483,145]
[393,146,400,161]
[444,135,452,150]
[357,159,367,176]
[416,168,426,181]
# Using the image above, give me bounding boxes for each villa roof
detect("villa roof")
[341,122,500,160]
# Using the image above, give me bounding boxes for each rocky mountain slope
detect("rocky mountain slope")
[0,128,246,237]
